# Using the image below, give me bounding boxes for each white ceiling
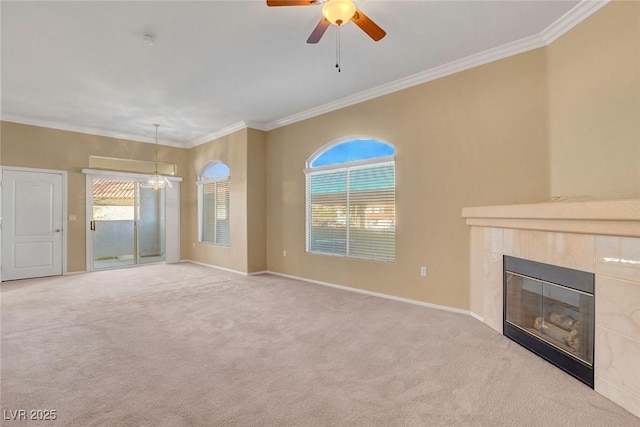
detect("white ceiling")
[2,0,598,147]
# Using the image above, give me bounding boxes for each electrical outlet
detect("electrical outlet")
[420,266,427,277]
[283,250,287,257]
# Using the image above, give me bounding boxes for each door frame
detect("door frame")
[0,166,69,280]
[83,168,181,271]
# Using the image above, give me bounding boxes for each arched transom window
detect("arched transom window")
[197,161,230,246]
[305,138,395,262]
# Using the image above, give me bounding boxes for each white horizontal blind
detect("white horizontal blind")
[308,170,347,256]
[348,163,395,262]
[202,183,216,243]
[201,180,230,246]
[307,162,395,262]
[215,181,230,245]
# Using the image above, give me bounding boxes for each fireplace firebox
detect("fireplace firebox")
[503,256,595,388]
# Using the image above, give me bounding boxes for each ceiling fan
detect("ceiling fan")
[266,0,386,44]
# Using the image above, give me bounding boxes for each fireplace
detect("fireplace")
[503,256,595,388]
[464,199,640,417]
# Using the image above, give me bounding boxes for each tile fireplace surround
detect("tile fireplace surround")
[463,199,640,419]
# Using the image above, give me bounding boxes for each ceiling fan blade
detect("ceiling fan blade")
[307,17,330,44]
[266,0,317,6]
[352,8,386,41]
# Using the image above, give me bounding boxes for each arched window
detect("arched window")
[197,161,230,246]
[305,138,395,262]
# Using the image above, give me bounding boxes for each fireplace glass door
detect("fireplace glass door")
[505,272,594,365]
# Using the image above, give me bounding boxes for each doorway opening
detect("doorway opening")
[90,177,166,270]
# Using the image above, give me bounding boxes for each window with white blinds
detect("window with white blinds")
[305,139,395,262]
[198,162,230,246]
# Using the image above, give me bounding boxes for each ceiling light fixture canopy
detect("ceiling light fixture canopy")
[142,33,156,46]
[141,124,172,190]
[322,0,356,26]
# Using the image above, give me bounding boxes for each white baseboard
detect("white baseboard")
[265,270,472,317]
[470,311,485,323]
[63,270,87,276]
[70,261,484,323]
[248,270,268,276]
[182,260,269,276]
[181,260,249,276]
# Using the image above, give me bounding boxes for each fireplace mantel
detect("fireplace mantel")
[463,199,640,237]
[463,198,640,419]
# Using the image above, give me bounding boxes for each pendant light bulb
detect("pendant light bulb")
[141,124,172,190]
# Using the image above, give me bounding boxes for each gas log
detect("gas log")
[533,316,580,351]
[549,312,577,331]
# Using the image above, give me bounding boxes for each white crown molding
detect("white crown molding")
[1,113,268,149]
[2,0,609,148]
[262,0,609,132]
[244,120,269,132]
[187,120,248,148]
[541,0,609,44]
[0,114,186,148]
[186,120,269,147]
[263,32,548,131]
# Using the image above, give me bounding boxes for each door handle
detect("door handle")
[55,229,61,233]
[90,220,96,231]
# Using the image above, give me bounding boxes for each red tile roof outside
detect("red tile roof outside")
[92,179,135,200]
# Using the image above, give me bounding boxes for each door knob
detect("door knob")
[55,229,61,233]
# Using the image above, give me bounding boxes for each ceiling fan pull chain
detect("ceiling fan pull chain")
[336,25,341,72]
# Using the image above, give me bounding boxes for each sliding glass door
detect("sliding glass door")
[90,177,166,270]
[137,185,166,265]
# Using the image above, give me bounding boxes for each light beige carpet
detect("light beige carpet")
[1,263,638,426]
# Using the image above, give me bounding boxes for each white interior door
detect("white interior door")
[2,169,64,280]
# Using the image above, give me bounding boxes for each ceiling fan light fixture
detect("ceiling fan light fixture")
[322,0,356,26]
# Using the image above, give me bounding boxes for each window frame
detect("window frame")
[305,138,396,262]
[197,162,230,247]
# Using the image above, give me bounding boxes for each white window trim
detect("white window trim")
[304,155,395,175]
[305,134,394,169]
[196,176,231,186]
[82,168,183,183]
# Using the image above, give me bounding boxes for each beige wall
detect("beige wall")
[264,1,638,310]
[548,0,640,199]
[266,49,550,310]
[184,128,267,274]
[184,129,249,272]
[247,129,267,272]
[0,123,266,276]
[1,2,636,311]
[0,121,188,273]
